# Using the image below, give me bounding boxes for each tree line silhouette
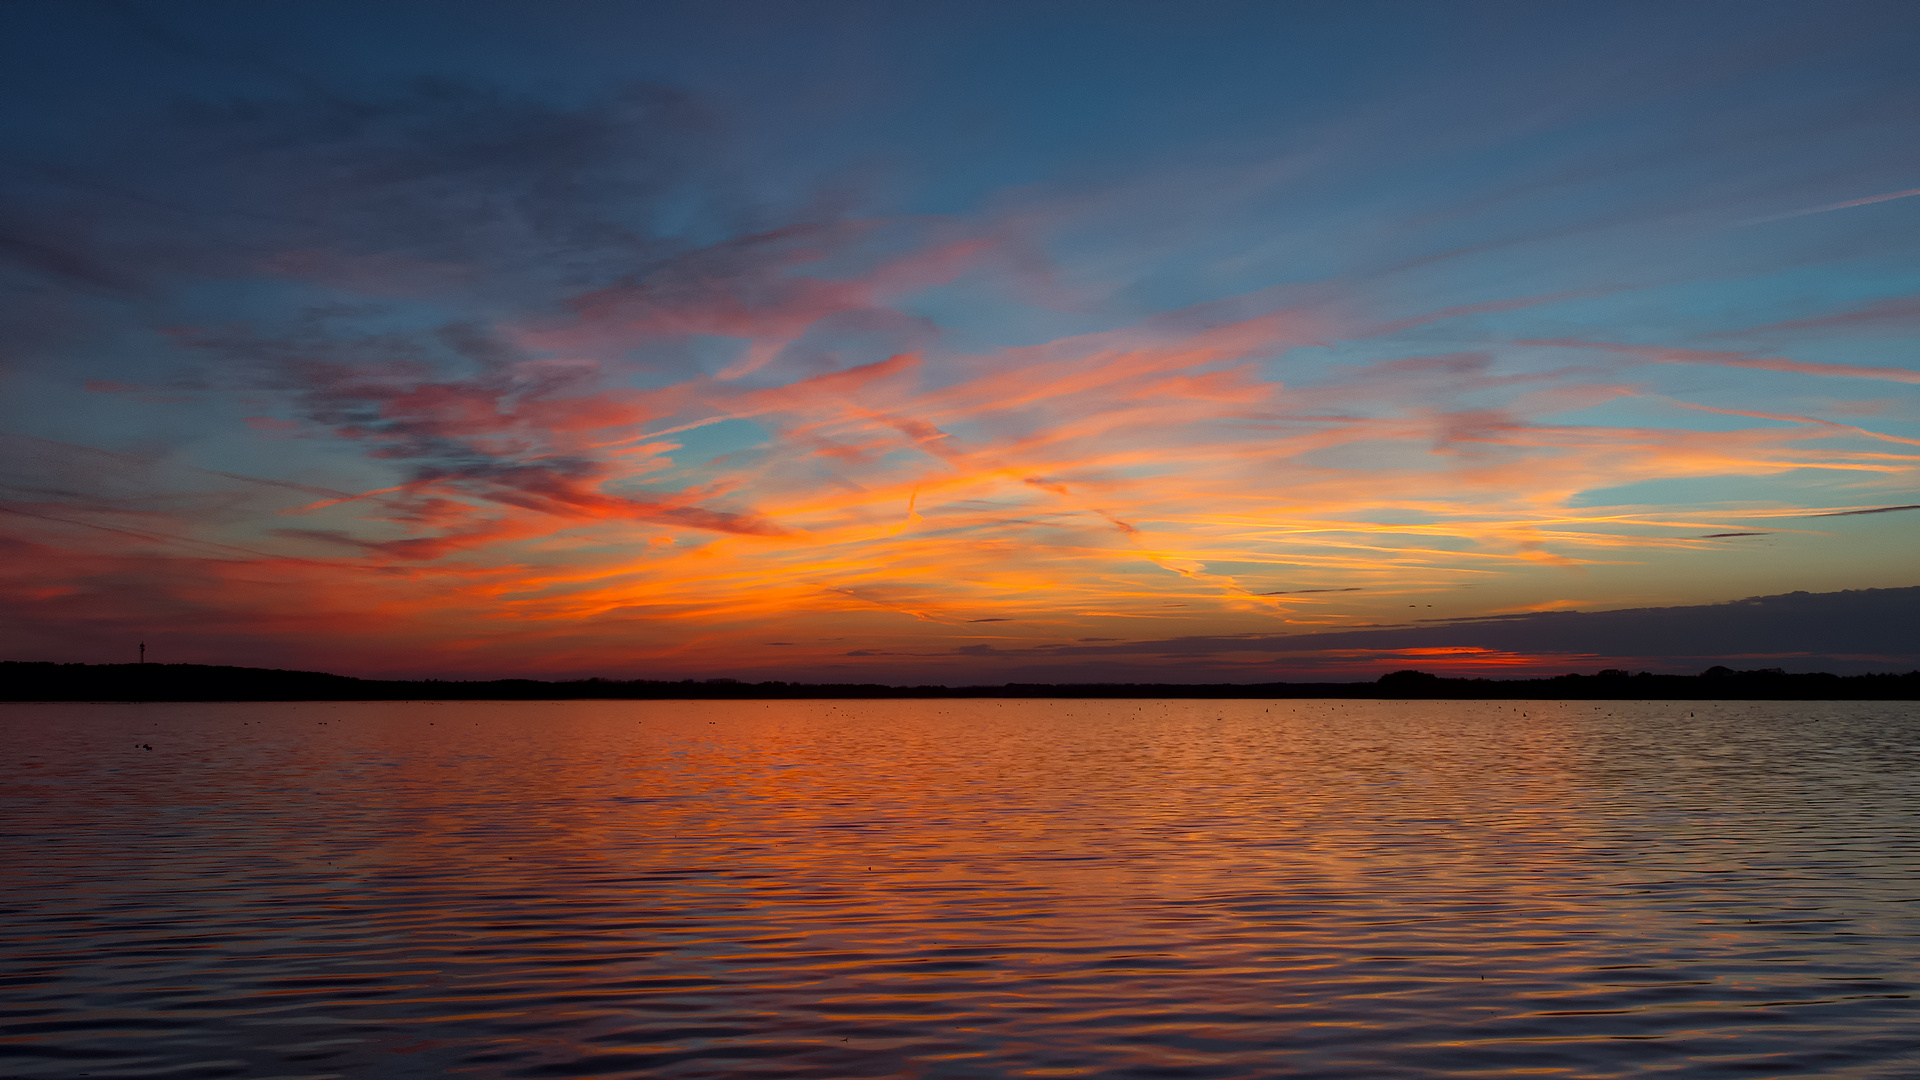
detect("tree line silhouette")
[3,661,1916,701]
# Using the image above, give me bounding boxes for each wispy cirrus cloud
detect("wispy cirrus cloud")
[1750,186,1920,223]
[1523,340,1920,386]
[17,265,1916,677]
[2,15,1918,680]
[1727,295,1920,338]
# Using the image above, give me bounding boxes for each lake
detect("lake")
[4,699,1918,1079]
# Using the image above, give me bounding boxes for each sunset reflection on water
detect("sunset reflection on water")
[5,699,1918,1078]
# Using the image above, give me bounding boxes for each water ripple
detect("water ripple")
[3,699,1918,1078]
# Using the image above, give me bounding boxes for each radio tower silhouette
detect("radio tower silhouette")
[139,642,145,664]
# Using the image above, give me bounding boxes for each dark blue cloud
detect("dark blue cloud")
[963,588,1920,673]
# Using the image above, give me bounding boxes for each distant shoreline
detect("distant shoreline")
[3,662,1917,701]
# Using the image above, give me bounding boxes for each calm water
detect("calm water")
[4,699,1919,1079]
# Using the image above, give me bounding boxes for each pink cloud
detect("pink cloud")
[1736,294,1920,336]
[12,259,1919,677]
[1524,339,1920,385]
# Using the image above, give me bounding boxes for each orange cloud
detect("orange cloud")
[10,258,1918,678]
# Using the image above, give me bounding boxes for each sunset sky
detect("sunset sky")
[2,1,1916,681]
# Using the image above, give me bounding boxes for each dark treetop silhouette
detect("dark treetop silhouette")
[2,662,1916,702]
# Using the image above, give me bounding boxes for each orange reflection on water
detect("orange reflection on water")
[5,698,1917,1078]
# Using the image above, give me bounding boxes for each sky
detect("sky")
[1,0,1917,682]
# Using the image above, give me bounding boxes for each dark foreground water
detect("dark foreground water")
[3,700,1918,1080]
